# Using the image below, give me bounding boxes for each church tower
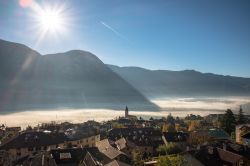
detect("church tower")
[125,106,129,118]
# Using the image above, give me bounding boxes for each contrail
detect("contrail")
[100,21,128,41]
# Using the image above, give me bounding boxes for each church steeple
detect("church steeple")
[125,106,129,118]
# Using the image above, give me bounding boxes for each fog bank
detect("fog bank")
[0,96,249,129]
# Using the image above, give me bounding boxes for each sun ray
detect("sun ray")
[21,0,71,46]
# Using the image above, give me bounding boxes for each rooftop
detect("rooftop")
[0,131,66,149]
[108,128,163,147]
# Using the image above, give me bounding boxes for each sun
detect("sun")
[37,8,65,33]
[21,0,72,45]
[38,9,65,32]
[28,1,70,39]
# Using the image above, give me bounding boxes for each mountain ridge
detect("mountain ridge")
[108,64,250,98]
[0,39,158,111]
[107,64,250,79]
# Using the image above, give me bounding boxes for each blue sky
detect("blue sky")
[0,0,250,77]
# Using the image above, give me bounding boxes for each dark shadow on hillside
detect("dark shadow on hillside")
[0,39,159,114]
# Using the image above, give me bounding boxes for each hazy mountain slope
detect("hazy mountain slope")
[0,39,158,111]
[108,65,250,98]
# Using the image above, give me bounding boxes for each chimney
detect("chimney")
[223,143,226,151]
[244,145,247,151]
[208,147,214,154]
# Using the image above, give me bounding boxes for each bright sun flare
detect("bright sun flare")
[21,0,71,44]
[38,8,64,32]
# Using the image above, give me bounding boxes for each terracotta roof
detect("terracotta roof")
[66,125,98,141]
[96,139,124,160]
[51,147,108,165]
[105,160,132,166]
[217,148,243,163]
[115,138,127,150]
[193,146,245,166]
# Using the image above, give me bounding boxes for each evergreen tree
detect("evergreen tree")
[175,116,180,123]
[237,106,246,124]
[166,113,175,125]
[220,109,236,135]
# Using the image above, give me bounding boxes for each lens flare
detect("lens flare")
[37,8,64,32]
[19,0,33,8]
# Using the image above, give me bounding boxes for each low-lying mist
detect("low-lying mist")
[0,96,249,129]
[153,96,250,110]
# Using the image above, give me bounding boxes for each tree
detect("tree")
[231,131,236,140]
[212,119,222,128]
[162,123,176,132]
[26,125,33,131]
[157,155,190,166]
[157,145,168,155]
[237,106,246,124]
[169,155,190,166]
[112,122,124,128]
[175,123,187,132]
[157,156,171,166]
[188,120,200,131]
[175,123,181,131]
[161,117,167,121]
[175,116,180,122]
[166,113,175,125]
[157,143,182,155]
[220,109,236,135]
[132,150,144,166]
[185,114,203,120]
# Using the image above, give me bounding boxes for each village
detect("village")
[0,106,250,166]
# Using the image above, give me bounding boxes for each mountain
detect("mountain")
[108,65,250,98]
[0,39,158,111]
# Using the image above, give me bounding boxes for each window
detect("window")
[28,147,33,151]
[239,159,244,166]
[60,153,72,159]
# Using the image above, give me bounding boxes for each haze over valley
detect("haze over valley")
[0,39,250,127]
